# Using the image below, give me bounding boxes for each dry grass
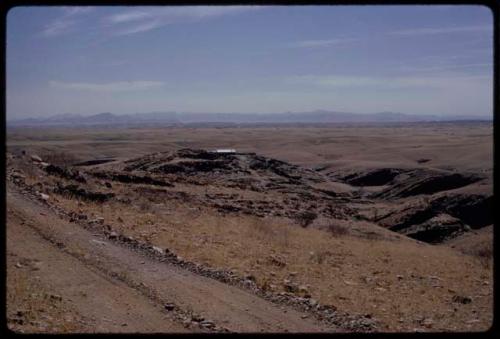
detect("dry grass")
[15,161,38,182]
[54,191,493,331]
[10,123,492,332]
[467,243,493,269]
[7,260,84,333]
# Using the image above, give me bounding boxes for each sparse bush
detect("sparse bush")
[137,199,151,212]
[253,218,271,235]
[468,243,493,268]
[15,161,38,181]
[362,231,382,241]
[310,250,332,264]
[295,211,318,228]
[327,224,349,237]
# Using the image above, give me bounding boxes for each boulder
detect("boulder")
[31,155,42,162]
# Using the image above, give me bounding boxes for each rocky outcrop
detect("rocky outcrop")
[372,170,483,199]
[377,193,492,243]
[342,168,407,186]
[73,159,115,166]
[90,171,173,187]
[45,165,87,183]
[397,214,470,243]
[54,184,115,202]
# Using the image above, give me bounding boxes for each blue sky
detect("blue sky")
[7,5,493,118]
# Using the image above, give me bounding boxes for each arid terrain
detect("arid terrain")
[6,121,493,333]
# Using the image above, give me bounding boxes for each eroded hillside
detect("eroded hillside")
[6,146,493,332]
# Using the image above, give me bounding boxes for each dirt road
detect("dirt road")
[6,184,332,333]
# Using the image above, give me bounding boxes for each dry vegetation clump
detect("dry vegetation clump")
[327,223,350,237]
[46,192,494,331]
[294,211,318,228]
[40,151,78,167]
[244,217,291,248]
[137,199,152,213]
[467,243,493,268]
[309,250,333,264]
[12,158,39,183]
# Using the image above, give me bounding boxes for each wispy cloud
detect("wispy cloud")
[288,38,358,48]
[388,24,491,36]
[41,6,94,37]
[49,80,165,92]
[396,62,492,73]
[40,6,261,38]
[285,74,491,90]
[107,11,152,24]
[106,6,262,36]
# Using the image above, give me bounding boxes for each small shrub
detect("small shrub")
[295,211,318,228]
[468,243,493,268]
[310,250,332,264]
[362,231,382,240]
[327,224,349,237]
[15,161,37,181]
[137,199,151,212]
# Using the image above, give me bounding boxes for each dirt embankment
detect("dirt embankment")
[7,185,335,333]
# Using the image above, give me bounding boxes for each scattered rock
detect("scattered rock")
[244,273,256,282]
[283,279,299,293]
[419,318,433,328]
[152,246,164,255]
[452,295,472,304]
[31,155,42,162]
[39,193,50,201]
[191,314,204,322]
[298,285,311,298]
[45,164,86,183]
[49,294,62,301]
[164,303,175,311]
[55,184,114,202]
[200,320,215,328]
[11,172,26,179]
[268,254,286,267]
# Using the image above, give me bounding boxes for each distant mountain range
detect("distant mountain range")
[7,110,492,127]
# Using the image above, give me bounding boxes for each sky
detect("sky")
[6,5,494,119]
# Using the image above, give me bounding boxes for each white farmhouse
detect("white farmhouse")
[212,149,236,153]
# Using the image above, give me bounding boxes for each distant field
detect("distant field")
[7,121,493,173]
